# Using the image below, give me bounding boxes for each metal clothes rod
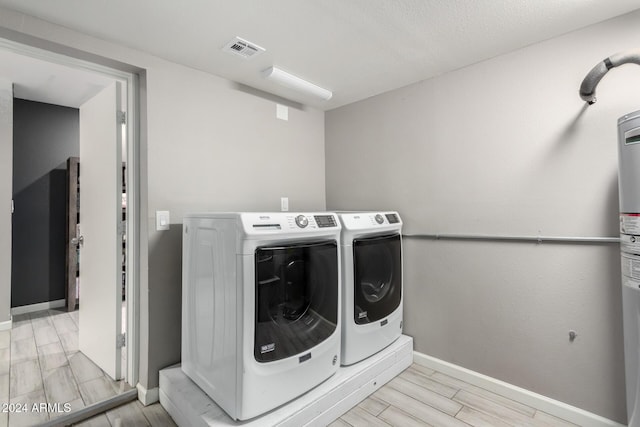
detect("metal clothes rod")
[402,233,620,244]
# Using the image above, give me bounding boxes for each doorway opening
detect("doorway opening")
[0,36,140,425]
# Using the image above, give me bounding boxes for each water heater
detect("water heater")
[619,110,640,426]
[580,50,640,426]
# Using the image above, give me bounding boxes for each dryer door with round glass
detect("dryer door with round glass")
[353,233,402,324]
[254,240,338,363]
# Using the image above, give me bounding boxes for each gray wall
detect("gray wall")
[6,6,640,420]
[0,78,12,326]
[12,99,79,195]
[326,10,640,424]
[11,169,67,307]
[143,63,326,389]
[11,99,79,307]
[0,9,326,392]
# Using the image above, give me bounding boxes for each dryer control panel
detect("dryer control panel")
[339,212,403,230]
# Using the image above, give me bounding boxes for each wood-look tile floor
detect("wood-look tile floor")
[0,308,177,427]
[75,363,578,427]
[329,363,578,427]
[73,400,176,427]
[1,309,579,426]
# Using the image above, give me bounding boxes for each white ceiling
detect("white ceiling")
[0,48,114,108]
[1,0,640,110]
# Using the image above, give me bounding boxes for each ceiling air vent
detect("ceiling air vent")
[222,37,265,59]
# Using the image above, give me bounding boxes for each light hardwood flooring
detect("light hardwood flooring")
[329,363,578,427]
[0,308,176,427]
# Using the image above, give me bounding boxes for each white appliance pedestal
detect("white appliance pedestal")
[160,335,413,426]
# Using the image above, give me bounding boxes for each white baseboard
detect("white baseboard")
[137,383,159,406]
[413,351,624,427]
[0,318,11,331]
[11,299,66,316]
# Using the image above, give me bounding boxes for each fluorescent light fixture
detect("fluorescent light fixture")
[262,66,332,101]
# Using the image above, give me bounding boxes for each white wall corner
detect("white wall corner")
[0,317,11,331]
[136,383,160,406]
[413,351,625,427]
[0,78,12,333]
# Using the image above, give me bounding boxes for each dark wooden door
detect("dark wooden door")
[65,156,79,312]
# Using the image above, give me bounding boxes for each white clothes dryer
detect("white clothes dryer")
[337,212,403,366]
[181,212,341,420]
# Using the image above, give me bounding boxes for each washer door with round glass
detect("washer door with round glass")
[353,233,402,324]
[254,240,338,363]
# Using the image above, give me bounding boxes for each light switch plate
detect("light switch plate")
[156,210,170,231]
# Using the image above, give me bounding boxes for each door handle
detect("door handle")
[71,235,84,246]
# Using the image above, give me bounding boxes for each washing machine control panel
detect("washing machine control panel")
[289,214,338,229]
[290,214,338,229]
[314,215,337,228]
[385,213,399,224]
[242,213,340,236]
[295,215,309,228]
[375,214,384,224]
[281,213,339,230]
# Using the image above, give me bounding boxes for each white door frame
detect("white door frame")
[0,37,140,386]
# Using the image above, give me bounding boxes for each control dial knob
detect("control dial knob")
[375,214,384,224]
[295,215,309,228]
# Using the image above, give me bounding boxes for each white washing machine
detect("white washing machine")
[181,212,341,420]
[338,211,403,366]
